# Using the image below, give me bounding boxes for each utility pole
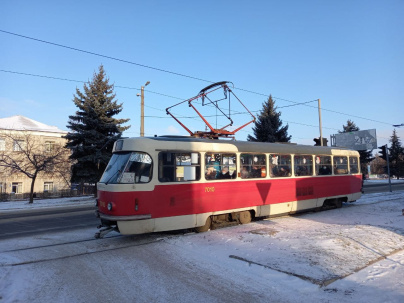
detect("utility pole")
[318,99,323,146]
[137,81,150,137]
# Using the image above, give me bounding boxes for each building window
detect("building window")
[315,155,332,175]
[240,154,266,178]
[205,153,237,180]
[0,138,5,151]
[44,182,54,192]
[269,154,292,177]
[158,152,200,182]
[0,183,4,193]
[44,141,55,152]
[11,182,22,193]
[13,140,25,152]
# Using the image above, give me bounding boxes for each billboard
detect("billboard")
[331,129,377,150]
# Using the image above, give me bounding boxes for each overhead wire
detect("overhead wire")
[0,29,393,127]
[0,68,389,136]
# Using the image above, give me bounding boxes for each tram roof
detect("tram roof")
[115,136,358,156]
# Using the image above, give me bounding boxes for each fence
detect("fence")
[0,184,96,202]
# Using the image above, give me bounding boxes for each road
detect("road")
[0,182,403,240]
[362,181,404,194]
[0,205,98,240]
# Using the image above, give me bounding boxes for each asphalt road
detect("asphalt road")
[362,181,404,194]
[0,182,403,240]
[0,205,98,240]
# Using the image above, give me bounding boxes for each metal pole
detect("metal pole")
[140,85,144,137]
[386,144,392,192]
[318,99,323,146]
[140,81,150,137]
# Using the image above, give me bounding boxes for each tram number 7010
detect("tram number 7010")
[205,187,215,193]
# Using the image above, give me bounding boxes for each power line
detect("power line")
[0,68,393,127]
[0,29,214,84]
[0,30,394,126]
[0,30,340,107]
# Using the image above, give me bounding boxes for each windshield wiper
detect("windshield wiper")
[105,169,121,185]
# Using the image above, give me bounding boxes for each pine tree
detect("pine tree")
[338,120,359,133]
[65,65,130,184]
[247,95,291,143]
[388,129,404,179]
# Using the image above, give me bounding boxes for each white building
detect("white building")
[0,115,71,199]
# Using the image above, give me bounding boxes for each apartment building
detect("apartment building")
[0,115,71,198]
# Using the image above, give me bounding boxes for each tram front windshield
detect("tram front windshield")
[100,152,152,184]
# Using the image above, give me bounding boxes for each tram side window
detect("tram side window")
[315,155,332,175]
[334,156,348,175]
[158,152,200,182]
[269,154,291,177]
[205,153,237,180]
[294,155,313,176]
[349,157,359,174]
[240,154,266,178]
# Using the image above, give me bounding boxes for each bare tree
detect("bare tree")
[0,131,71,203]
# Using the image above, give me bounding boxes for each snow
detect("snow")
[0,195,95,211]
[0,191,404,302]
[0,115,66,133]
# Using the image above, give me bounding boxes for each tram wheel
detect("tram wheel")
[195,216,212,233]
[239,211,252,224]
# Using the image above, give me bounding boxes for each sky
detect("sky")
[0,0,403,148]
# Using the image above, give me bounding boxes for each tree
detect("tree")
[370,155,387,175]
[388,129,404,179]
[65,65,130,185]
[338,120,359,133]
[0,132,71,203]
[247,95,291,143]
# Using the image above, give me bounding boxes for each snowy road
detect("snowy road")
[0,191,404,302]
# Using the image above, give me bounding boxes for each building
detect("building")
[0,115,71,199]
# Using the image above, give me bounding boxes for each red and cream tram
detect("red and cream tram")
[95,136,362,237]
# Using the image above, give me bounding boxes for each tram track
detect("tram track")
[1,235,166,267]
[1,234,122,253]
[0,229,197,267]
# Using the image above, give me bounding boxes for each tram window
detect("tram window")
[269,154,291,177]
[122,153,153,183]
[158,152,200,182]
[294,155,313,176]
[349,157,359,174]
[315,155,332,176]
[334,156,348,175]
[100,152,153,184]
[240,154,266,178]
[205,153,237,180]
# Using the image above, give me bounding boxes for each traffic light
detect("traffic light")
[378,145,388,161]
[313,137,328,146]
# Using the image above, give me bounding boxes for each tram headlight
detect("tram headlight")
[107,202,113,211]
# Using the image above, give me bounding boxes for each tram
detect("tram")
[95,136,362,237]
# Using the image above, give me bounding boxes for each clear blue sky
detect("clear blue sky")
[1,0,403,149]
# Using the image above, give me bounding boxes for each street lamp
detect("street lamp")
[137,81,150,137]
